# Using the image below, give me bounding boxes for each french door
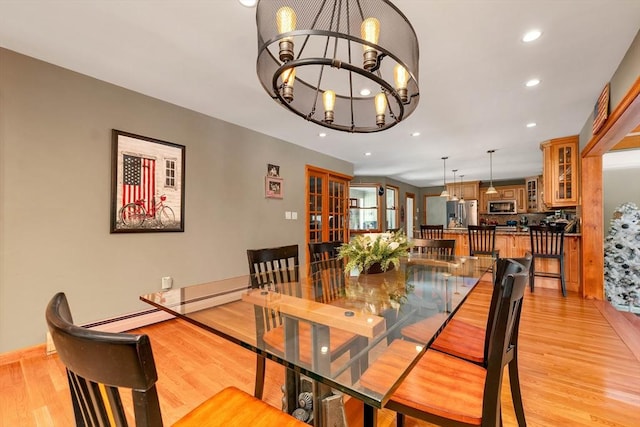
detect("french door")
[306,166,351,252]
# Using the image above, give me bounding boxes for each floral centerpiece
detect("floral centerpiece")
[338,232,412,274]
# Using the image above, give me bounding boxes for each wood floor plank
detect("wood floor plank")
[2,287,640,426]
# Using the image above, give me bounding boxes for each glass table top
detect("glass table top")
[140,254,494,408]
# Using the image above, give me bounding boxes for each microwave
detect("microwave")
[488,200,517,214]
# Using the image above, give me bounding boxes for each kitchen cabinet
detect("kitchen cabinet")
[525,176,543,212]
[446,180,479,201]
[541,136,579,207]
[478,185,527,213]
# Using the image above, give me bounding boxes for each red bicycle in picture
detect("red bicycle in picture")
[119,194,176,228]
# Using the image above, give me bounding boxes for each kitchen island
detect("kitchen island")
[441,228,582,294]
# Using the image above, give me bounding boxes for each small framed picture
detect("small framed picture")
[265,176,284,199]
[349,198,359,207]
[267,163,280,177]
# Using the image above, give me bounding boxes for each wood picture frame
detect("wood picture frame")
[265,176,284,199]
[110,130,185,233]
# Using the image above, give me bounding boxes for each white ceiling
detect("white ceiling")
[1,0,639,187]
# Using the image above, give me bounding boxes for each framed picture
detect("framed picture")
[349,198,359,207]
[267,163,280,177]
[265,176,284,199]
[110,130,185,233]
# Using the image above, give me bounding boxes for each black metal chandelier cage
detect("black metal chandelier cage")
[256,0,420,133]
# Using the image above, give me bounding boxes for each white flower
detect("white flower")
[388,241,399,250]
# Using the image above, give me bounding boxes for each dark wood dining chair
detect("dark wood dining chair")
[359,261,529,427]
[46,292,306,427]
[468,225,499,258]
[307,246,367,378]
[419,224,444,239]
[411,238,456,257]
[247,244,362,399]
[529,224,567,296]
[427,253,532,364]
[308,241,345,303]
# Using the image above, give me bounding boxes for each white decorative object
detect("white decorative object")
[604,202,640,313]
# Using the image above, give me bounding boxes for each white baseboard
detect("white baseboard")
[46,284,247,354]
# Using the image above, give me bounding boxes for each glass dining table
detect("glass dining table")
[140,253,494,427]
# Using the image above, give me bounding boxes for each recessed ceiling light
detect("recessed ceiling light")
[526,78,540,87]
[411,131,421,137]
[318,132,327,137]
[364,152,372,156]
[526,122,537,128]
[522,30,542,43]
[360,88,371,96]
[238,0,257,7]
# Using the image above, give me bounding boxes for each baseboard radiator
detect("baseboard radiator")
[46,284,248,354]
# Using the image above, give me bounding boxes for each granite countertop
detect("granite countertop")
[443,227,581,237]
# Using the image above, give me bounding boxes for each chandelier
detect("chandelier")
[256,0,420,133]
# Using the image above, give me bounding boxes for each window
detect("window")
[165,159,176,188]
[349,185,381,231]
[386,186,398,230]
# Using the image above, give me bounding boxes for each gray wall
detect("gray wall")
[579,30,640,149]
[0,48,353,353]
[604,166,640,233]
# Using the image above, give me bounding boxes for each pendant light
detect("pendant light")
[440,157,450,197]
[486,150,498,195]
[458,174,465,204]
[450,169,459,201]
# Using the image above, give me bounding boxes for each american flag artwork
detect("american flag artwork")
[592,83,609,135]
[111,130,185,233]
[122,155,156,215]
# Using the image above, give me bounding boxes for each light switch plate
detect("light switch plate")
[285,211,292,219]
[292,211,298,220]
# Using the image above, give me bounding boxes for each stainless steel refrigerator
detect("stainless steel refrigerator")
[446,199,478,228]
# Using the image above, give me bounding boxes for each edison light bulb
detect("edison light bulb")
[374,92,387,127]
[361,17,380,70]
[323,90,336,124]
[276,7,296,62]
[394,64,410,103]
[281,67,296,102]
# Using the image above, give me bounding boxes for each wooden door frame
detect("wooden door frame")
[581,77,640,299]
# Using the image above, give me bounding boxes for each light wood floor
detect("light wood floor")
[2,286,640,427]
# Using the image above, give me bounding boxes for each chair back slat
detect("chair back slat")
[46,293,163,427]
[308,241,343,262]
[419,225,444,239]
[308,241,345,302]
[247,245,301,344]
[529,225,565,257]
[411,238,455,257]
[247,245,299,290]
[467,225,497,257]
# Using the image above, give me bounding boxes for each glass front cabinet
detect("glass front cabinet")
[541,136,579,208]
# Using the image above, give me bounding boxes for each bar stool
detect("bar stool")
[529,224,566,296]
[467,225,499,258]
[419,224,444,239]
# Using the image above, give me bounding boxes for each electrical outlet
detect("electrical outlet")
[161,276,173,289]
